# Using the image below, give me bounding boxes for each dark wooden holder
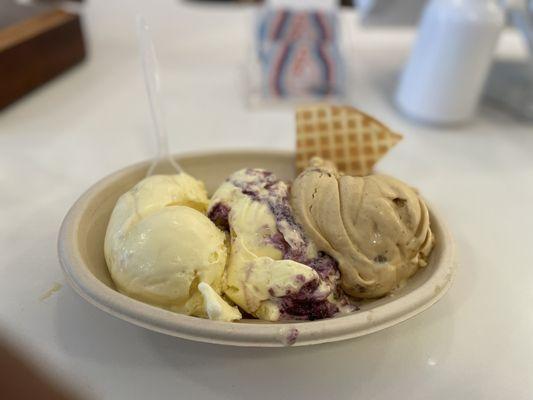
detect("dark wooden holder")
[0,7,86,110]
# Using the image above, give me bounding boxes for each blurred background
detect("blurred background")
[2,0,532,119]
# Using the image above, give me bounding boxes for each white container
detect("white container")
[395,0,505,124]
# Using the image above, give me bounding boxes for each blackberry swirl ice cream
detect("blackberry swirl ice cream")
[208,168,354,321]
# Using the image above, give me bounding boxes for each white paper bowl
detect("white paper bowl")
[58,151,456,347]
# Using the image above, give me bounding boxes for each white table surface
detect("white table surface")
[1,1,532,399]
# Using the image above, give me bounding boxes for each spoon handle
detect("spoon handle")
[137,16,181,176]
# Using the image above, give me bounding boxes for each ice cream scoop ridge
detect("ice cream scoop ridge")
[208,168,354,321]
[291,158,435,298]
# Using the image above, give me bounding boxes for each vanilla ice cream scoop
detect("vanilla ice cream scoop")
[291,159,434,298]
[104,174,241,320]
[208,169,353,321]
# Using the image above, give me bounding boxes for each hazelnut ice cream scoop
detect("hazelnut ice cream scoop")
[291,158,434,298]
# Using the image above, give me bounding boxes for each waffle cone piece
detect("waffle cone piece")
[296,104,403,176]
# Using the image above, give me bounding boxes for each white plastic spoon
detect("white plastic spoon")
[137,16,182,177]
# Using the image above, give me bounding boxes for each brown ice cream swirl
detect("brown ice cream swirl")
[290,158,434,298]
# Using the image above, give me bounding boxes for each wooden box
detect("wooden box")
[0,5,86,110]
